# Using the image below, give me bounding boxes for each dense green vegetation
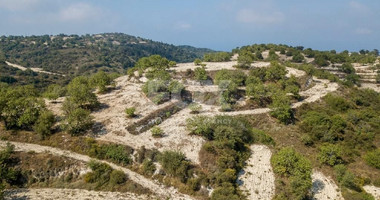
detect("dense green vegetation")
[271,147,312,200]
[0,33,213,77]
[0,143,20,198]
[203,52,232,62]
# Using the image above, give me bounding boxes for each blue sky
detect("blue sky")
[0,0,379,51]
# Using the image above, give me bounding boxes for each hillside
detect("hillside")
[0,44,380,200]
[0,33,213,79]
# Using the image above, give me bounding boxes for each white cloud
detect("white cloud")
[0,0,42,11]
[59,2,102,22]
[236,9,284,24]
[355,28,372,35]
[349,1,370,14]
[174,22,192,31]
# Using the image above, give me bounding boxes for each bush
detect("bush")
[324,94,352,112]
[292,53,304,63]
[271,147,312,200]
[194,58,202,66]
[90,71,112,93]
[334,164,347,182]
[265,62,287,81]
[125,107,136,118]
[341,171,362,192]
[318,143,343,166]
[64,108,94,135]
[151,126,164,138]
[211,182,240,200]
[33,111,55,138]
[203,52,231,62]
[109,170,127,185]
[194,67,208,81]
[364,149,380,169]
[43,84,66,100]
[67,76,99,109]
[271,147,312,177]
[189,103,202,114]
[341,63,355,74]
[214,69,246,86]
[158,151,189,180]
[168,80,184,94]
[141,159,156,176]
[269,93,293,124]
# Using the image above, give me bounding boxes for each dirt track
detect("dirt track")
[238,145,275,200]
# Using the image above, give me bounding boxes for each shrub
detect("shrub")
[318,143,343,166]
[194,58,202,66]
[168,80,184,94]
[324,94,352,112]
[90,71,112,93]
[271,147,312,200]
[269,93,293,124]
[141,159,156,176]
[265,62,287,81]
[203,52,231,62]
[33,111,55,139]
[125,107,136,118]
[271,147,312,177]
[43,84,66,100]
[64,108,94,135]
[67,76,99,109]
[341,171,362,192]
[158,151,189,180]
[211,183,240,200]
[292,53,304,63]
[109,170,127,185]
[151,126,164,138]
[214,69,246,86]
[189,103,202,114]
[364,149,380,169]
[341,63,355,74]
[334,164,347,182]
[194,67,208,81]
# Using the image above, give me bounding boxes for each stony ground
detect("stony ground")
[5,189,155,200]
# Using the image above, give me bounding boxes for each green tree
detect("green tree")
[158,151,189,180]
[67,76,99,109]
[90,71,112,93]
[33,111,55,139]
[64,108,94,135]
[0,85,45,129]
[292,53,304,63]
[269,93,292,124]
[194,67,208,81]
[265,62,287,81]
[43,84,66,100]
[194,58,202,66]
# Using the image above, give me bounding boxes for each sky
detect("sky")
[0,0,379,52]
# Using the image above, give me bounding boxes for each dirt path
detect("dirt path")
[5,188,154,200]
[5,61,63,76]
[363,185,380,200]
[311,170,343,200]
[238,145,275,200]
[0,141,193,200]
